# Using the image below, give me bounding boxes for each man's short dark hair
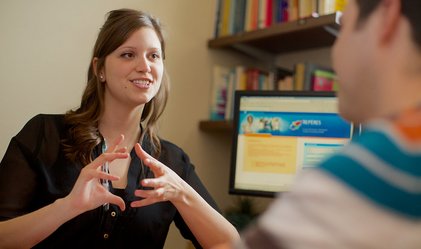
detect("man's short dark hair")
[356,0,421,47]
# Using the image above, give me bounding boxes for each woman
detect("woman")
[0,8,239,248]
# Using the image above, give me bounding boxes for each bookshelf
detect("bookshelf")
[208,13,340,54]
[199,120,233,132]
[201,12,341,132]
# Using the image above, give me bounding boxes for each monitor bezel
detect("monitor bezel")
[229,90,351,198]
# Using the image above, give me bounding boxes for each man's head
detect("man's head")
[356,0,421,46]
[332,0,421,124]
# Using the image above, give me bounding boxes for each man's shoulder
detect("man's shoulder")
[317,114,421,218]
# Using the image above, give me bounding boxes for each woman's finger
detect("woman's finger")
[131,189,167,207]
[134,189,153,199]
[135,143,165,176]
[96,170,120,182]
[106,134,125,153]
[134,188,166,199]
[79,166,120,185]
[106,194,126,211]
[89,152,129,170]
[115,147,127,153]
[141,178,167,188]
[134,143,152,161]
[131,198,156,208]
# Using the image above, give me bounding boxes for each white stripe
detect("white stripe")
[340,144,421,194]
[365,120,421,153]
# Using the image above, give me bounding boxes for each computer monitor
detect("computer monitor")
[230,90,355,197]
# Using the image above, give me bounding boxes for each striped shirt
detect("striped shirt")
[234,108,421,249]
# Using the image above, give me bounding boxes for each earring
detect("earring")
[99,74,104,81]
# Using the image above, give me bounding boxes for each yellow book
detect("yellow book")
[293,63,305,90]
[334,0,348,11]
[220,0,232,36]
[245,0,253,31]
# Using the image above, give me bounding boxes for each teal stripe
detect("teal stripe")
[353,129,421,176]
[319,155,421,218]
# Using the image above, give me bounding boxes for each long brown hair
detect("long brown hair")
[63,9,169,165]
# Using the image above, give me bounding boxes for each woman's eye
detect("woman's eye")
[151,53,161,60]
[121,52,134,59]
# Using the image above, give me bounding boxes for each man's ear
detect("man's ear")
[379,0,401,45]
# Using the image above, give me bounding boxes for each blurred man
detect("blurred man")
[214,0,421,248]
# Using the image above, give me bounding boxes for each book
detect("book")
[224,66,248,120]
[228,0,237,34]
[288,0,299,21]
[258,0,267,29]
[245,0,259,31]
[274,67,294,90]
[335,0,348,12]
[318,0,342,15]
[298,0,317,18]
[214,0,222,37]
[278,76,294,90]
[265,0,274,27]
[233,0,247,34]
[224,69,236,119]
[293,62,335,91]
[293,62,305,90]
[312,69,337,91]
[245,68,260,90]
[210,65,231,120]
[220,0,232,36]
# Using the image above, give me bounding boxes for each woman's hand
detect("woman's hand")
[64,135,129,214]
[132,143,240,248]
[131,143,188,207]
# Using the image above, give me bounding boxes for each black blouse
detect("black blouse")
[0,114,220,249]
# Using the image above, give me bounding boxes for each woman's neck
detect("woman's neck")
[99,105,144,150]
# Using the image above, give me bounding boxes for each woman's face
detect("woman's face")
[101,27,164,109]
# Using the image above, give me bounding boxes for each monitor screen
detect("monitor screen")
[230,90,355,197]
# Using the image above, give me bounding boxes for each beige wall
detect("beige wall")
[0,1,220,248]
[0,0,330,248]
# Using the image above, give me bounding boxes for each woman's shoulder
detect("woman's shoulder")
[158,138,195,174]
[23,113,64,125]
[159,138,183,153]
[159,139,190,161]
[19,113,64,132]
[15,114,65,145]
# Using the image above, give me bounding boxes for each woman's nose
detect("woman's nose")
[135,56,151,73]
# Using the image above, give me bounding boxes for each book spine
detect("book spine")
[214,0,222,37]
[250,0,259,31]
[210,65,230,120]
[265,0,274,27]
[288,0,298,21]
[233,0,247,33]
[228,0,237,35]
[293,63,305,90]
[220,0,232,36]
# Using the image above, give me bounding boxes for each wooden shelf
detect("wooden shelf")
[201,14,341,132]
[199,120,233,132]
[208,13,340,54]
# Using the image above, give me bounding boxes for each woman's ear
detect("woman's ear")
[92,57,105,82]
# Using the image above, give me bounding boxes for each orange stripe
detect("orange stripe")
[394,108,421,141]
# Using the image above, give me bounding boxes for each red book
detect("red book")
[265,0,274,27]
[312,69,336,91]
